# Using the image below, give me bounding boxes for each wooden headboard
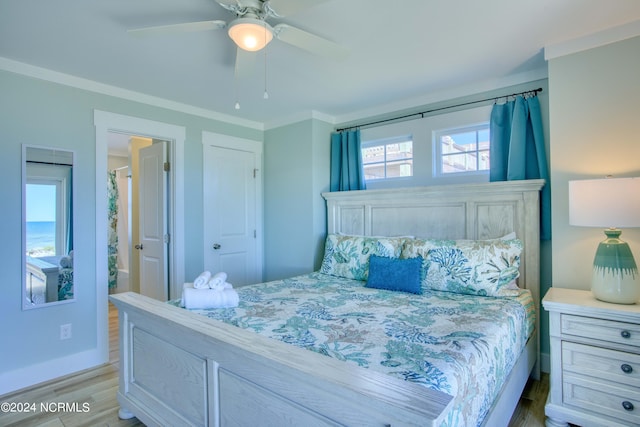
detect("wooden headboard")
[323,179,545,375]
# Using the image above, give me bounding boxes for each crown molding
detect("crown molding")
[263,109,336,130]
[544,19,640,60]
[0,57,264,131]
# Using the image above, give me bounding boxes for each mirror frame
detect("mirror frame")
[22,144,76,310]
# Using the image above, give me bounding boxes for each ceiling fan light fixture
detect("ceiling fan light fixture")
[228,18,273,52]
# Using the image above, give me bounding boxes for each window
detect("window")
[434,124,490,176]
[26,163,71,257]
[362,136,413,181]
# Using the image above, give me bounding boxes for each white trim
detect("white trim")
[94,110,186,359]
[0,57,263,131]
[0,55,549,133]
[264,110,336,130]
[201,132,264,283]
[544,19,640,60]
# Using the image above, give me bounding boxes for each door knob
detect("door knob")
[213,243,221,250]
[135,244,144,250]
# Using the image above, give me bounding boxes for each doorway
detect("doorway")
[95,110,186,364]
[107,133,170,300]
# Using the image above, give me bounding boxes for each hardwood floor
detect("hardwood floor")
[0,304,143,427]
[508,373,550,427]
[1,303,550,427]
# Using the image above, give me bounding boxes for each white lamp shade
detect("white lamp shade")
[569,177,640,228]
[228,18,273,52]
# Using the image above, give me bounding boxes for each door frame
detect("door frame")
[202,131,264,284]
[95,110,185,361]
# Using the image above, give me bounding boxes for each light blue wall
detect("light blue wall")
[548,37,640,301]
[0,69,261,393]
[0,63,562,391]
[263,119,332,281]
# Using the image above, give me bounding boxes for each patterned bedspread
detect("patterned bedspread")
[176,272,535,426]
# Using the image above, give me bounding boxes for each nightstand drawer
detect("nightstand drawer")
[562,341,640,388]
[563,372,640,425]
[561,314,640,348]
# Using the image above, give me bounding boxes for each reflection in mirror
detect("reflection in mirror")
[23,145,75,309]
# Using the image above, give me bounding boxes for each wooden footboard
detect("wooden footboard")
[110,292,453,427]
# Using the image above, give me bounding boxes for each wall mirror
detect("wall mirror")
[22,145,75,309]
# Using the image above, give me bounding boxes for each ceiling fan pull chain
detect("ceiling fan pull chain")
[264,21,269,100]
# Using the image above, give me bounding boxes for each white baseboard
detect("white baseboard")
[0,349,104,397]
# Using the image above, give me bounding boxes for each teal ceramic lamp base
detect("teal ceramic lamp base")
[591,229,640,304]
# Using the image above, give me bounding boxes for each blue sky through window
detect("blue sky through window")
[26,184,56,222]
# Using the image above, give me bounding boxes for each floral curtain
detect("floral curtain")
[107,171,119,289]
[490,95,551,240]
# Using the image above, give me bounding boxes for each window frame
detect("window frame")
[361,134,414,182]
[25,162,70,257]
[433,122,490,178]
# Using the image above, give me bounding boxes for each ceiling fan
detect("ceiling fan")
[128,0,348,60]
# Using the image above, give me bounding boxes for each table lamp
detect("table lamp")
[569,177,640,304]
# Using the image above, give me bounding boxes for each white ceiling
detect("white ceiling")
[1,0,640,128]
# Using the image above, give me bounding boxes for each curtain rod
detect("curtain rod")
[335,87,543,133]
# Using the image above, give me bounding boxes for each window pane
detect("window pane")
[362,138,413,181]
[478,128,489,144]
[363,164,385,180]
[386,160,413,178]
[442,153,479,172]
[386,141,412,161]
[437,124,490,175]
[362,146,384,165]
[26,184,57,257]
[451,131,477,150]
[479,149,490,170]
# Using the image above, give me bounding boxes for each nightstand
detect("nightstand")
[543,287,640,427]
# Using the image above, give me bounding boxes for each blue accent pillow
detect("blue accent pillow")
[365,255,423,294]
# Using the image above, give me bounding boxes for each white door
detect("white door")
[203,145,258,286]
[137,141,168,300]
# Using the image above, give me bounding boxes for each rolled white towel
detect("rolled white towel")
[193,271,212,289]
[59,256,72,268]
[210,280,234,292]
[182,283,239,309]
[208,272,227,289]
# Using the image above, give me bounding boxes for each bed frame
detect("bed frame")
[110,179,544,427]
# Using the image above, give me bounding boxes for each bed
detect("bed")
[110,179,544,427]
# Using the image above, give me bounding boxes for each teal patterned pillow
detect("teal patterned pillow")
[423,238,523,297]
[320,234,406,281]
[366,255,423,294]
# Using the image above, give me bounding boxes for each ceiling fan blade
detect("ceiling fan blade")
[216,0,239,7]
[128,20,226,37]
[234,47,257,79]
[267,0,330,17]
[216,0,241,13]
[273,24,348,60]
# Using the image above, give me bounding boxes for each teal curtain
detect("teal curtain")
[107,171,119,289]
[330,130,366,191]
[490,95,551,240]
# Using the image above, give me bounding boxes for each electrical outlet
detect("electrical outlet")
[60,323,72,340]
